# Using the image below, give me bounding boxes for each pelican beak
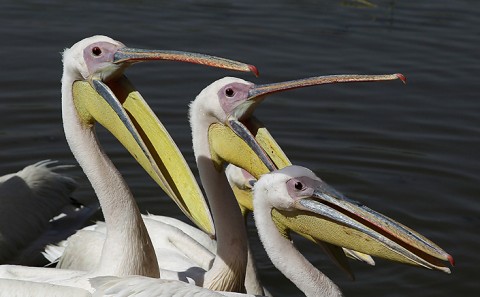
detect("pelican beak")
[221,118,453,273]
[68,44,261,237]
[290,178,454,273]
[72,77,216,236]
[113,47,259,76]
[231,73,405,120]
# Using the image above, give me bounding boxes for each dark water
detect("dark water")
[0,0,477,296]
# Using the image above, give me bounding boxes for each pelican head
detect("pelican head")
[253,165,320,210]
[62,35,126,82]
[62,36,258,236]
[199,75,453,273]
[256,165,455,273]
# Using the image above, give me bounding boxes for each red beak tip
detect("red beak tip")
[248,64,260,77]
[396,73,407,84]
[447,254,455,267]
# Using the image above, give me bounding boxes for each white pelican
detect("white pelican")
[0,35,257,293]
[0,160,87,265]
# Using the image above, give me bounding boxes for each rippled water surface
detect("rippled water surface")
[0,1,477,296]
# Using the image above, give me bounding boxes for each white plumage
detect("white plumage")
[48,215,216,273]
[253,166,343,297]
[0,160,84,265]
[0,278,91,297]
[87,165,348,297]
[90,276,255,297]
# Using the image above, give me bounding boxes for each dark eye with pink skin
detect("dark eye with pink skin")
[286,177,315,200]
[225,87,235,97]
[218,82,251,115]
[92,46,102,56]
[294,181,304,190]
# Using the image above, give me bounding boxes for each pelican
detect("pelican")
[47,74,453,295]
[0,35,257,293]
[0,160,86,265]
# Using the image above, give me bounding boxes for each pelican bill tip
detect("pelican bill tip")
[447,254,455,267]
[248,64,260,77]
[396,73,407,84]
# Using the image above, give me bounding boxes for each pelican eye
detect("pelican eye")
[294,181,303,190]
[225,87,235,97]
[92,47,102,56]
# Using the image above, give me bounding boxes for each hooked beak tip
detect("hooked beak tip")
[249,64,260,77]
[396,73,407,84]
[447,254,455,267]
